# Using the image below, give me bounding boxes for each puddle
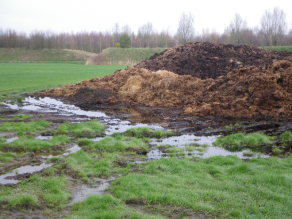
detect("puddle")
[0,144,81,184]
[35,135,53,140]
[69,177,115,205]
[6,136,19,143]
[25,97,108,118]
[150,135,270,159]
[0,163,53,184]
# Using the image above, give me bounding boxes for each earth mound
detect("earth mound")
[39,60,292,118]
[134,42,292,79]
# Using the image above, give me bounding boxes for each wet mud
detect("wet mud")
[1,95,292,218]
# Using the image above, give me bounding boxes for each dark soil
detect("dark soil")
[126,201,210,219]
[68,87,118,103]
[135,42,292,79]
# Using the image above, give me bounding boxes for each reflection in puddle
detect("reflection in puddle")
[6,136,19,143]
[150,135,270,159]
[0,163,53,184]
[0,145,81,185]
[69,177,115,205]
[35,135,53,140]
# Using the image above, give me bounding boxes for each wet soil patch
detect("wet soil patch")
[0,153,44,175]
[135,42,292,79]
[126,201,209,219]
[68,87,118,104]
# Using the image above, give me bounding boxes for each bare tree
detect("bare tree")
[226,13,249,45]
[176,12,195,44]
[260,7,287,46]
[138,22,153,47]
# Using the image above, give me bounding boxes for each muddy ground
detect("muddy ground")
[1,96,292,218]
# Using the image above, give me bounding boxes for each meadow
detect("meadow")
[261,46,292,52]
[0,63,126,99]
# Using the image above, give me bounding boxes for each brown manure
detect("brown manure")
[38,60,292,118]
[135,42,292,79]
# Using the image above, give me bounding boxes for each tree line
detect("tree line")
[0,7,291,53]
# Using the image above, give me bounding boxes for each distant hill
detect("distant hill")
[86,48,166,66]
[0,48,97,64]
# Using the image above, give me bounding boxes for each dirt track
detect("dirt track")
[135,42,292,79]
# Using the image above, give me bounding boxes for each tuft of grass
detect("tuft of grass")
[0,120,51,134]
[0,175,71,208]
[0,151,23,166]
[280,131,292,141]
[213,132,273,147]
[46,157,60,163]
[17,97,23,103]
[121,127,175,139]
[242,151,255,157]
[111,156,292,218]
[77,138,94,146]
[0,135,70,152]
[56,120,106,137]
[90,135,148,152]
[66,150,130,181]
[64,194,162,219]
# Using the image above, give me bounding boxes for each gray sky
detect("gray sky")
[0,0,291,35]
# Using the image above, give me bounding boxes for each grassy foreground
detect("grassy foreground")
[0,63,126,99]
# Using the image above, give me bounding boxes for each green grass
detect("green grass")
[0,63,126,98]
[261,46,292,52]
[0,135,70,152]
[56,120,106,137]
[100,47,166,65]
[280,131,292,141]
[111,156,292,218]
[121,127,175,139]
[66,150,131,182]
[0,48,96,63]
[0,175,71,208]
[0,151,25,166]
[89,135,149,152]
[64,194,162,219]
[213,132,273,148]
[0,120,50,135]
[0,114,32,121]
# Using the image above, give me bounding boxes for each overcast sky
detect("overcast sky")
[0,0,291,35]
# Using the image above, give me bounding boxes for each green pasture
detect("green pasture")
[101,47,166,65]
[0,63,126,99]
[261,46,292,52]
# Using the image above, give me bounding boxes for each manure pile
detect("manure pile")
[39,59,292,118]
[135,42,292,79]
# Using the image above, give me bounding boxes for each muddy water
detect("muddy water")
[0,97,271,185]
[150,135,269,159]
[0,144,81,185]
[69,177,115,205]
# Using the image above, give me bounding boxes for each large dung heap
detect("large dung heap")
[135,42,292,79]
[39,42,292,118]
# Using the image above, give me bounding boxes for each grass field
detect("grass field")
[0,63,126,99]
[261,46,292,52]
[88,47,166,66]
[0,48,97,63]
